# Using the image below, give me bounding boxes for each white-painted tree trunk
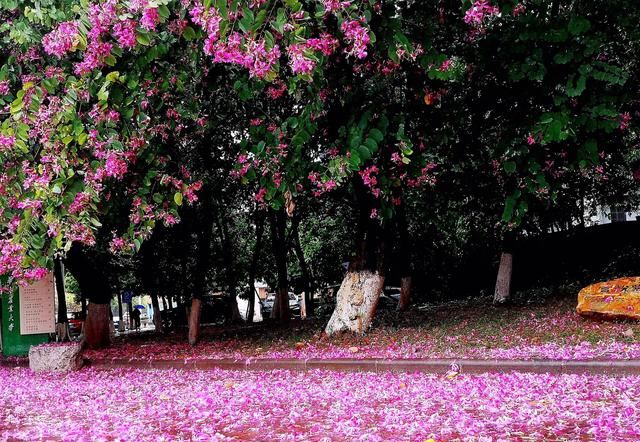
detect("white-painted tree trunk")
[493,252,513,304]
[325,270,385,335]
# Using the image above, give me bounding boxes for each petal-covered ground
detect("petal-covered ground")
[83,298,640,361]
[1,367,639,441]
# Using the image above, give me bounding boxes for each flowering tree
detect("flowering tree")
[2,0,638,344]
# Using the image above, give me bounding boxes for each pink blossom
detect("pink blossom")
[0,134,15,151]
[255,187,267,202]
[112,19,138,49]
[619,112,631,130]
[0,80,9,95]
[42,21,79,57]
[464,0,500,26]
[341,20,370,59]
[140,7,160,31]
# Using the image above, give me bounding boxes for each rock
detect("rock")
[29,343,83,372]
[577,277,640,320]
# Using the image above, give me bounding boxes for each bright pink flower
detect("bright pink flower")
[0,80,9,95]
[42,21,79,57]
[341,20,370,59]
[112,19,138,49]
[140,7,160,31]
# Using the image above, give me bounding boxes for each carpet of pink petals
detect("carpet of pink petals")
[1,367,639,441]
[84,301,640,361]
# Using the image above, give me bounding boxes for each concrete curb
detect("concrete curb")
[81,358,640,375]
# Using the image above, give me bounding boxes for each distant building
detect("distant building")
[586,206,640,226]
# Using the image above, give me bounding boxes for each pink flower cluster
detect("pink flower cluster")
[0,134,15,152]
[308,172,337,196]
[42,21,80,57]
[112,19,138,49]
[0,80,9,95]
[464,0,500,26]
[140,7,160,31]
[620,112,632,130]
[68,192,92,215]
[321,0,352,12]
[341,19,371,59]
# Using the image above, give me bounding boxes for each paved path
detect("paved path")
[80,357,640,375]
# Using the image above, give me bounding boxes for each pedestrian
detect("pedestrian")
[132,307,141,331]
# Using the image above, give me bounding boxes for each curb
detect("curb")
[81,358,640,375]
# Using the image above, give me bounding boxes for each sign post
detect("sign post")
[1,274,54,356]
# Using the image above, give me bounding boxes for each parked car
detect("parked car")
[67,311,84,336]
[162,294,231,329]
[261,292,300,317]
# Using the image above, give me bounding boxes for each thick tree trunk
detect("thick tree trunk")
[65,244,113,346]
[493,252,513,304]
[325,177,386,335]
[151,293,163,334]
[83,303,111,348]
[325,270,385,335]
[398,276,412,311]
[188,298,202,346]
[269,209,290,321]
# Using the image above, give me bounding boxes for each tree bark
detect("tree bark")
[493,252,513,304]
[292,214,314,317]
[325,270,385,335]
[83,303,111,348]
[398,276,412,311]
[395,201,412,311]
[326,179,385,335]
[150,292,163,334]
[269,209,290,321]
[188,298,202,346]
[247,211,265,323]
[116,291,124,332]
[53,258,70,341]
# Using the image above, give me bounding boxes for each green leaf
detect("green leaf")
[568,16,591,36]
[369,128,384,143]
[174,192,183,206]
[503,161,517,174]
[136,33,151,46]
[182,26,196,41]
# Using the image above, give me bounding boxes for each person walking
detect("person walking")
[131,308,141,331]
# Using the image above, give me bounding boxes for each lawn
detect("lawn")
[83,297,640,361]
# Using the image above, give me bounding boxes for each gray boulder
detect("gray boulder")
[29,343,83,372]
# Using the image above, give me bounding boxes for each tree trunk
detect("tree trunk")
[398,276,412,311]
[325,270,385,335]
[269,209,290,321]
[493,252,513,304]
[151,293,163,334]
[188,298,202,346]
[395,201,412,311]
[116,291,125,332]
[81,296,87,320]
[247,210,265,323]
[54,258,70,341]
[83,303,111,348]
[325,177,386,335]
[292,214,314,317]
